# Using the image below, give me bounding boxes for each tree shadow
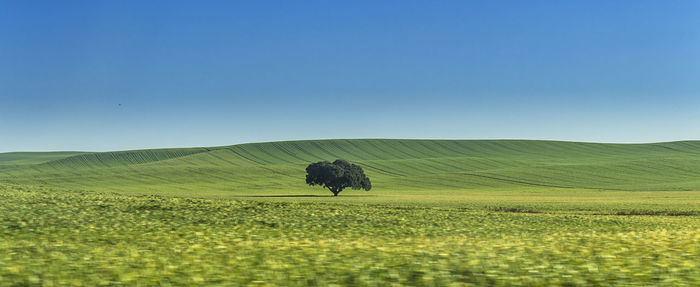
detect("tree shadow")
[237,194,375,198]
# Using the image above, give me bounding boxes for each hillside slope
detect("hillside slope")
[2,139,700,194]
[0,151,86,167]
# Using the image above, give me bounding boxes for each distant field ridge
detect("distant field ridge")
[2,139,700,193]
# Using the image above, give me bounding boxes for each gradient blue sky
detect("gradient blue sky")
[1,0,699,152]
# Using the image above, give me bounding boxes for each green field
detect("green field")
[1,139,699,286]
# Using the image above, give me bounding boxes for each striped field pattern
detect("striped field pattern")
[1,140,699,285]
[2,139,700,195]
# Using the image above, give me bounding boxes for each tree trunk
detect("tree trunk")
[329,187,340,196]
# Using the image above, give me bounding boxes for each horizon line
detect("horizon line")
[2,137,700,154]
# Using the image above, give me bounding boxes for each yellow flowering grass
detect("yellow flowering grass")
[1,185,697,286]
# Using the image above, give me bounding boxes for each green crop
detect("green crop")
[2,139,700,285]
[3,139,700,195]
[1,184,698,286]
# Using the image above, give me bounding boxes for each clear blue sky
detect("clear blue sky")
[1,0,699,152]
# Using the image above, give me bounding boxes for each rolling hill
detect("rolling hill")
[1,139,700,195]
[0,151,86,167]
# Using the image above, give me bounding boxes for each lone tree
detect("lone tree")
[305,159,372,196]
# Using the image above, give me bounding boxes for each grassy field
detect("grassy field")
[1,139,699,286]
[3,139,700,195]
[0,151,85,167]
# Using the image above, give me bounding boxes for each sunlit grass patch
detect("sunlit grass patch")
[1,185,698,286]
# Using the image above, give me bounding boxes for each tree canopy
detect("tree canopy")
[305,159,372,196]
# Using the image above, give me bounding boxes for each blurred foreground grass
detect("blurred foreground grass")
[1,184,698,286]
